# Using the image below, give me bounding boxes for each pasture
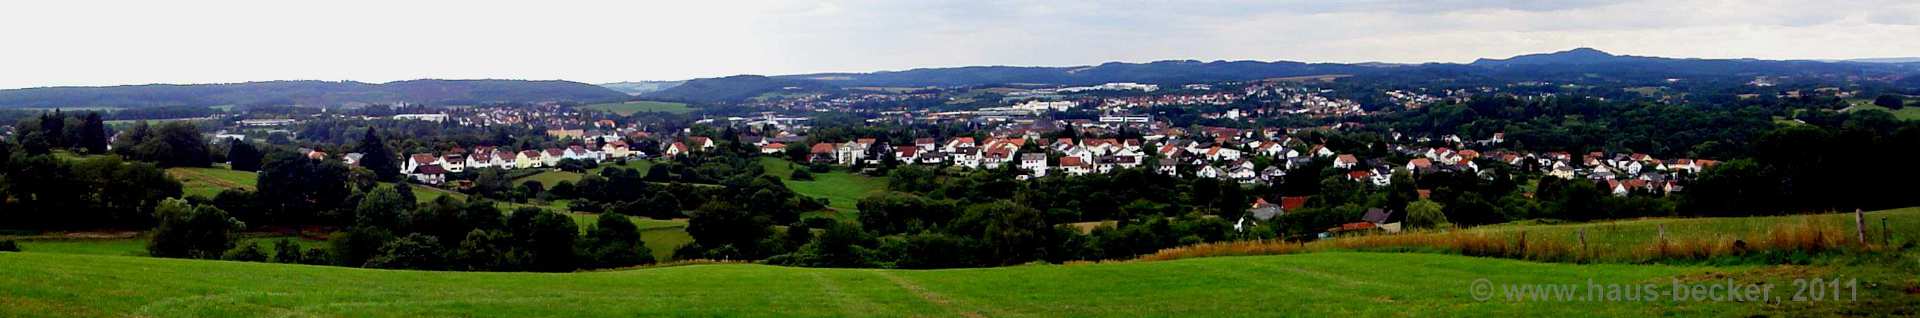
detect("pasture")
[579,101,693,115]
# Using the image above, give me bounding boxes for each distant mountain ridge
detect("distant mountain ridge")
[0,79,628,109]
[599,81,685,95]
[642,48,1920,101]
[642,75,840,104]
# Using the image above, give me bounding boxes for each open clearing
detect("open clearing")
[0,251,1793,317]
[579,101,692,115]
[759,157,887,219]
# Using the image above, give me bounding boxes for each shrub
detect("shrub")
[790,169,814,181]
[147,198,242,259]
[270,239,304,263]
[365,234,448,270]
[223,243,268,262]
[1405,200,1451,230]
[581,213,655,269]
[0,240,19,252]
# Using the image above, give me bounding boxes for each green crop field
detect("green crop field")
[0,251,1820,317]
[579,101,693,115]
[166,167,258,198]
[759,158,887,219]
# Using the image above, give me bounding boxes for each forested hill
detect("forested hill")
[0,79,629,108]
[759,48,1920,88]
[779,60,1378,87]
[642,75,840,104]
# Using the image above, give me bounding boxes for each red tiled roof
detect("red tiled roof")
[1060,157,1086,167]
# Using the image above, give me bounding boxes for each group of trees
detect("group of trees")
[10,111,108,155]
[1,153,181,229]
[1684,112,1920,215]
[150,183,657,272]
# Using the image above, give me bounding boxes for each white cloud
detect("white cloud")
[0,0,1915,89]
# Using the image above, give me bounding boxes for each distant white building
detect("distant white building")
[1014,100,1078,113]
[392,113,450,122]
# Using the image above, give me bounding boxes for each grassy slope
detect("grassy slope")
[758,157,887,219]
[0,252,1763,317]
[579,101,692,115]
[166,167,258,198]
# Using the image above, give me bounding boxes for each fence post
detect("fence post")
[1577,228,1588,261]
[1855,209,1867,245]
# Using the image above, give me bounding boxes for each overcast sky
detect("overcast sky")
[2,0,1917,89]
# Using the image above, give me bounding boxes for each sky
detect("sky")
[2,0,1918,89]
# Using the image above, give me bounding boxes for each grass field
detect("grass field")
[0,251,1802,317]
[758,157,887,219]
[166,167,258,198]
[579,101,693,115]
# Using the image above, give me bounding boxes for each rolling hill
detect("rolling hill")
[638,48,1920,93]
[597,81,685,95]
[641,75,841,104]
[0,79,629,109]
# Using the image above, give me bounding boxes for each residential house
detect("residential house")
[1020,153,1048,177]
[1060,156,1091,175]
[1334,154,1359,169]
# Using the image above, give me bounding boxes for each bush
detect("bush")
[222,243,268,262]
[790,169,814,181]
[365,234,448,270]
[807,164,832,173]
[0,240,19,252]
[271,239,305,263]
[1873,94,1906,109]
[1406,200,1451,230]
[147,198,243,259]
[581,213,655,269]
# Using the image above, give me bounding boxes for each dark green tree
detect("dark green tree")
[353,127,400,181]
[226,140,263,172]
[78,112,107,154]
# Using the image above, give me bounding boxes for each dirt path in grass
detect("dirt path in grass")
[810,272,881,317]
[871,271,988,318]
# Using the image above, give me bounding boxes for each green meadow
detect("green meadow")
[759,157,888,219]
[0,251,1808,317]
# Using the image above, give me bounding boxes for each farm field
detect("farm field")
[758,157,887,219]
[166,167,258,198]
[0,251,1799,317]
[579,101,692,115]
